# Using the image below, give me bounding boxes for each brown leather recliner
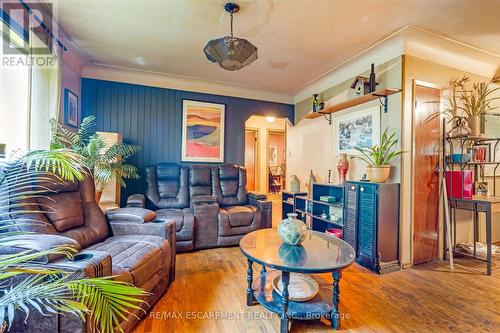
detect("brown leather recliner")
[3,173,176,333]
[212,164,272,246]
[125,163,272,251]
[137,163,195,252]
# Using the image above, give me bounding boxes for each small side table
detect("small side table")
[240,229,355,332]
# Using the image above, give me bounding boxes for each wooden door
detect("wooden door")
[413,83,441,265]
[244,130,257,191]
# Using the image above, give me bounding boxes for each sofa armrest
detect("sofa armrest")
[126,194,146,208]
[248,192,273,229]
[109,220,176,281]
[50,250,112,278]
[0,234,81,264]
[248,191,267,201]
[106,207,157,223]
[192,200,219,249]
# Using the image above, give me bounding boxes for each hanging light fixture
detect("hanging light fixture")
[203,2,258,71]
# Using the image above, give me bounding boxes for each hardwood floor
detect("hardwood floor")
[133,246,500,333]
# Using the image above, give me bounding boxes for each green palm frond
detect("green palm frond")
[1,149,147,333]
[351,128,406,166]
[49,115,141,191]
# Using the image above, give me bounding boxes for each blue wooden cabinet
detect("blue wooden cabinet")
[343,181,400,274]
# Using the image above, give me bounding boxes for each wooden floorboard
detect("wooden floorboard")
[133,246,500,333]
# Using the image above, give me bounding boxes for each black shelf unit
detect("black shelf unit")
[281,191,307,220]
[442,122,500,275]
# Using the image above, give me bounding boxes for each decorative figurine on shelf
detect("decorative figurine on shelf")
[327,169,332,183]
[290,175,300,192]
[448,116,471,137]
[350,76,370,96]
[306,170,317,196]
[312,94,325,112]
[337,153,349,185]
[360,174,369,182]
[278,213,308,246]
[321,210,328,219]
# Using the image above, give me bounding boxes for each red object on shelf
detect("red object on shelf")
[325,228,343,238]
[445,170,473,199]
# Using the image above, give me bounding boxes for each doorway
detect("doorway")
[267,130,286,193]
[244,129,258,191]
[412,81,441,265]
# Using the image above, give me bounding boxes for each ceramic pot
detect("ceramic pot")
[307,170,317,196]
[468,115,482,137]
[337,153,349,185]
[290,175,300,192]
[278,213,308,246]
[366,165,391,183]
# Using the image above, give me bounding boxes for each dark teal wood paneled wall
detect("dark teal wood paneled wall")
[81,78,294,201]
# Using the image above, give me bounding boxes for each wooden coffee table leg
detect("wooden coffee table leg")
[280,271,290,333]
[331,270,341,329]
[246,259,256,305]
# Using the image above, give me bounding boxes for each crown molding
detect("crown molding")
[293,26,500,104]
[81,64,294,104]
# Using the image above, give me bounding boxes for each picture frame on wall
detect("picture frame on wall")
[268,145,278,166]
[335,106,380,154]
[64,89,79,128]
[181,100,225,163]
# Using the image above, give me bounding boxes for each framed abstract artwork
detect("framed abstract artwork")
[64,89,79,128]
[181,100,225,162]
[335,106,380,154]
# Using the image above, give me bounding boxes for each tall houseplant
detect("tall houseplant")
[351,128,405,183]
[445,76,500,136]
[0,149,146,333]
[50,116,141,202]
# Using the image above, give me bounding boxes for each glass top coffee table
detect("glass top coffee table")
[239,229,355,332]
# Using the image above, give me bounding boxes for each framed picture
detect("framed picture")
[181,100,225,162]
[268,145,278,166]
[64,89,79,128]
[335,106,380,154]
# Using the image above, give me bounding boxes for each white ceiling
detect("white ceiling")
[56,0,500,95]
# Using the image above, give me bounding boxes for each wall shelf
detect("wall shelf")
[304,88,401,120]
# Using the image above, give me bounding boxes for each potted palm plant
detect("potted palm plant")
[0,149,146,333]
[351,128,405,183]
[50,116,141,202]
[445,76,500,137]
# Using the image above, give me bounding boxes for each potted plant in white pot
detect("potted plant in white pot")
[351,128,405,183]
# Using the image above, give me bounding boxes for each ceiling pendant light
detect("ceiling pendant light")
[203,2,258,71]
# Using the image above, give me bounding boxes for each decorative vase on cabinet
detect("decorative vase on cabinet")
[306,170,317,196]
[278,213,308,246]
[337,153,349,185]
[290,175,300,192]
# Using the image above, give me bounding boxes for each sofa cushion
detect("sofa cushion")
[87,235,170,287]
[38,192,85,232]
[221,205,255,227]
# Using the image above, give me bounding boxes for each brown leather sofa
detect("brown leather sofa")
[126,163,272,251]
[3,173,176,333]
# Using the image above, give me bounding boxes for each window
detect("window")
[0,14,30,156]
